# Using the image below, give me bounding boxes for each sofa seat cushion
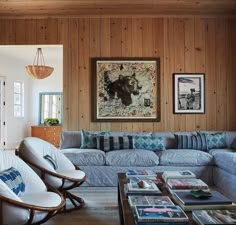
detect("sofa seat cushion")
[61,149,106,166]
[213,152,236,175]
[158,149,213,166]
[105,149,159,166]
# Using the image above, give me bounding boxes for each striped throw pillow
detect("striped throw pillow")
[97,136,133,151]
[0,167,25,196]
[175,134,207,151]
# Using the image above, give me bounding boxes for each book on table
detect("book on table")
[162,170,196,182]
[126,169,157,178]
[167,178,208,190]
[128,195,175,208]
[192,209,236,225]
[134,205,189,223]
[172,190,236,211]
[124,184,162,197]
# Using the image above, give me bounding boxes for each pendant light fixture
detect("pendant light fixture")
[25,48,54,79]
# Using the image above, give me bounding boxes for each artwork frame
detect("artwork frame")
[91,57,160,122]
[173,73,205,114]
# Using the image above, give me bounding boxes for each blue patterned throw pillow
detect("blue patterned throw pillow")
[175,134,207,151]
[0,167,25,196]
[231,138,236,150]
[205,132,226,150]
[81,129,110,149]
[133,136,166,151]
[97,136,133,151]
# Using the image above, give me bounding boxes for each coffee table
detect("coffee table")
[117,173,194,225]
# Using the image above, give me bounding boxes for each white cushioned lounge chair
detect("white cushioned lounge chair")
[0,150,65,225]
[18,137,86,212]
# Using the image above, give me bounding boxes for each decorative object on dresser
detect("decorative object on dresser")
[31,125,62,147]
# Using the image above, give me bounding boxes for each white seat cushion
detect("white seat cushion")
[45,170,85,188]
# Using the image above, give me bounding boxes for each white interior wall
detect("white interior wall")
[0,45,63,149]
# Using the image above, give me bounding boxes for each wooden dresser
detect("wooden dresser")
[31,126,62,147]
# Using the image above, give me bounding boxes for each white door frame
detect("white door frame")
[0,76,6,149]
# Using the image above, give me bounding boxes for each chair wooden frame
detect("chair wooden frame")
[18,152,86,213]
[0,185,65,225]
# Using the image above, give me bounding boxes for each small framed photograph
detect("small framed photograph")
[173,73,205,114]
[91,57,160,122]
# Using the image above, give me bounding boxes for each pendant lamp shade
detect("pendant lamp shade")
[25,48,54,79]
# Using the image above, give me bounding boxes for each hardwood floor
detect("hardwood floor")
[45,187,120,225]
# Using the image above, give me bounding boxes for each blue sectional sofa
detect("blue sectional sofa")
[59,130,236,202]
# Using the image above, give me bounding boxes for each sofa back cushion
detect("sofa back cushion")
[60,130,82,149]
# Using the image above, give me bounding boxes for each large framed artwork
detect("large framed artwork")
[92,58,160,122]
[173,73,205,114]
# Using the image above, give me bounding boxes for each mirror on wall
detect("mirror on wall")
[39,92,63,125]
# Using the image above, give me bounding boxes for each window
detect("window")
[14,81,24,117]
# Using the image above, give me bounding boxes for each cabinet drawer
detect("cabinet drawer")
[31,126,62,147]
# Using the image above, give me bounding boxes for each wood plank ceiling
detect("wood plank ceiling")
[1,0,236,17]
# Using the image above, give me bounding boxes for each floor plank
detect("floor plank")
[45,187,120,225]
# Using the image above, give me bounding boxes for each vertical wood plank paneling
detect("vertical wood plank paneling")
[78,19,90,130]
[58,18,69,130]
[110,18,122,131]
[0,17,236,132]
[66,19,79,129]
[152,18,164,132]
[227,19,236,130]
[121,18,133,132]
[194,18,207,130]
[89,18,101,131]
[205,19,217,130]
[184,18,196,131]
[173,19,186,131]
[163,18,175,131]
[100,18,112,131]
[142,18,154,132]
[4,19,16,44]
[131,18,143,132]
[215,19,228,130]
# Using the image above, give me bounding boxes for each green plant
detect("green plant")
[44,118,59,126]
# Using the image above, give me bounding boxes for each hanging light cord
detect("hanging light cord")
[33,48,46,66]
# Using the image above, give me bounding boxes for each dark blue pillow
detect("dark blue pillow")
[175,134,207,151]
[43,155,58,170]
[0,167,25,196]
[97,136,133,151]
[231,138,236,150]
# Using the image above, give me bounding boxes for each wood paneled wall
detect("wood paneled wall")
[0,17,236,132]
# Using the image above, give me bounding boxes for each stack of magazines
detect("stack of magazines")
[128,195,189,225]
[192,209,236,225]
[124,177,162,196]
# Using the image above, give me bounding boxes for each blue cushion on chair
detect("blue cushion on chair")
[133,136,166,151]
[43,155,58,170]
[0,167,25,196]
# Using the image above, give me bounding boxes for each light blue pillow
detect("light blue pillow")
[133,136,166,151]
[205,132,227,150]
[0,167,25,196]
[231,138,236,150]
[80,129,110,149]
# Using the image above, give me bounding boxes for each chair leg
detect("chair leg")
[61,190,84,213]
